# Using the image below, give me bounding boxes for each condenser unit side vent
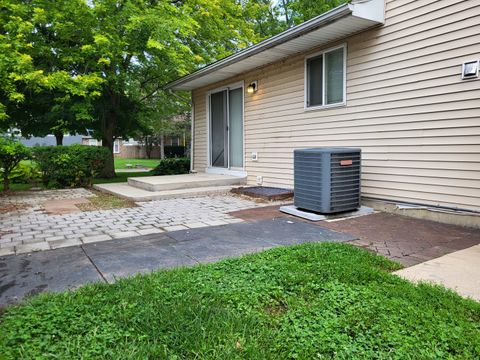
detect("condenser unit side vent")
[294,147,361,214]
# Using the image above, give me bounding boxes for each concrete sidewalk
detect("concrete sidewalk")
[0,218,355,306]
[395,245,480,302]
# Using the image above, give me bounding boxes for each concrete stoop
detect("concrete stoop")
[94,173,246,201]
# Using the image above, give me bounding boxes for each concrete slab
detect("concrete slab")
[93,183,235,201]
[279,205,374,222]
[82,234,194,283]
[43,198,91,215]
[0,246,103,306]
[394,245,480,302]
[1,218,357,305]
[128,173,246,192]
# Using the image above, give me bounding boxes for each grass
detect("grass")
[114,158,160,170]
[92,171,153,184]
[77,190,136,211]
[1,243,479,359]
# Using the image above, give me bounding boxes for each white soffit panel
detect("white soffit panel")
[166,0,385,91]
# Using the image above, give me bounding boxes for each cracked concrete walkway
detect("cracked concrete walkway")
[0,218,356,305]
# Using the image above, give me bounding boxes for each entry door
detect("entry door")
[209,86,243,169]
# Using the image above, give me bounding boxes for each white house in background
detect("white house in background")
[166,0,480,213]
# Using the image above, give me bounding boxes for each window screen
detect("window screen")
[325,48,344,104]
[306,45,345,108]
[307,56,323,107]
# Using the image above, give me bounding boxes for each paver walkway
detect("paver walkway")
[0,218,356,305]
[0,190,274,256]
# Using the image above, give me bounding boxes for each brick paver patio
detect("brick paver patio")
[0,189,273,256]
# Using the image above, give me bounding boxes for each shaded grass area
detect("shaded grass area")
[77,190,136,211]
[114,158,160,169]
[1,243,479,359]
[92,171,153,184]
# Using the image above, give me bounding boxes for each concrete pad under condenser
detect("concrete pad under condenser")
[280,205,327,221]
[280,205,374,222]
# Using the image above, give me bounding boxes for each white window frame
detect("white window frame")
[88,138,98,146]
[304,43,347,111]
[113,139,120,154]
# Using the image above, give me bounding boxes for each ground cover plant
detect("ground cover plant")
[76,190,136,211]
[1,243,479,359]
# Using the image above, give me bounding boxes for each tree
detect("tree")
[0,0,103,136]
[0,136,31,191]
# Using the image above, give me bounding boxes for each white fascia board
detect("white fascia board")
[166,0,385,91]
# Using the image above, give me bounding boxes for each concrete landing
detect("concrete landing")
[93,183,235,202]
[128,173,246,192]
[394,245,480,302]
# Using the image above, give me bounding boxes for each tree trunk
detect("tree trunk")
[101,133,115,178]
[3,176,10,191]
[160,134,165,159]
[55,132,64,146]
[100,100,116,178]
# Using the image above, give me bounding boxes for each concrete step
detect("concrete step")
[93,183,235,202]
[127,173,246,192]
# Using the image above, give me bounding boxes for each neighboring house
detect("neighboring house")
[18,134,83,147]
[166,0,480,213]
[82,136,185,158]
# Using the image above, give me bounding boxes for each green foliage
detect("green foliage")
[0,137,31,190]
[164,145,186,158]
[1,243,479,359]
[7,161,41,184]
[151,157,190,176]
[32,145,110,188]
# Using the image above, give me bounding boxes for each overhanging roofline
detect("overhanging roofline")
[166,0,385,91]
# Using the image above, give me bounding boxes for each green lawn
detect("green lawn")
[1,243,479,359]
[114,158,160,169]
[92,171,153,184]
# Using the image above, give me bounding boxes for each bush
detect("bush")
[164,145,186,158]
[0,137,31,191]
[151,157,190,175]
[32,145,110,188]
[9,162,41,184]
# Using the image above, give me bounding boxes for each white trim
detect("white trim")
[205,80,245,172]
[304,43,347,110]
[190,97,195,172]
[205,167,247,177]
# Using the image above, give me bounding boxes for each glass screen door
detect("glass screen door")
[209,86,243,169]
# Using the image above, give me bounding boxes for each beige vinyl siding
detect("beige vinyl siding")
[191,0,480,212]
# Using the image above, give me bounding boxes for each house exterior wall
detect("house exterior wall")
[191,0,480,212]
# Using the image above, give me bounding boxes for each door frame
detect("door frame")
[205,81,246,176]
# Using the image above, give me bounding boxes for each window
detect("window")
[88,138,98,146]
[171,137,179,146]
[306,45,346,108]
[113,139,120,154]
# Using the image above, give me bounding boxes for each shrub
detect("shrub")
[9,162,41,184]
[151,157,190,175]
[164,145,186,158]
[32,145,110,188]
[0,137,31,191]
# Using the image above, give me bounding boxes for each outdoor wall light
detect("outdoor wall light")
[247,81,258,94]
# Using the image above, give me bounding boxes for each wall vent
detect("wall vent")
[294,147,361,213]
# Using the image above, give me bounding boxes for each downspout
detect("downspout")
[168,90,194,172]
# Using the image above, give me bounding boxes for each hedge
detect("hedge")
[151,157,190,176]
[32,145,110,188]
